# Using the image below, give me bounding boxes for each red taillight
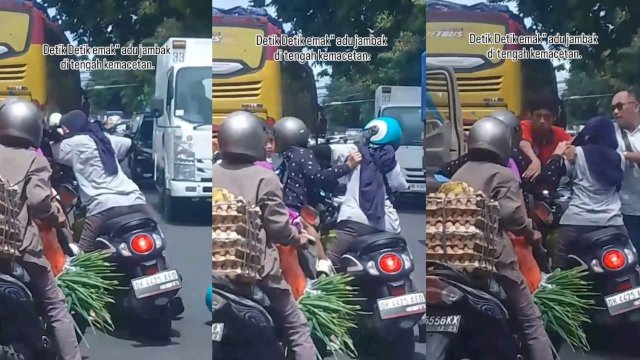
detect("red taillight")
[603,249,626,270]
[144,264,160,275]
[389,285,406,296]
[617,280,633,292]
[130,234,154,254]
[378,253,403,274]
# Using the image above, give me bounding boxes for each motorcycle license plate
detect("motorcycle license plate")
[377,292,426,320]
[605,286,640,316]
[131,269,182,299]
[212,323,224,342]
[425,315,461,333]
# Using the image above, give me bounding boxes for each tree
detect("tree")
[490,0,640,123]
[266,0,424,83]
[258,0,424,127]
[42,0,211,48]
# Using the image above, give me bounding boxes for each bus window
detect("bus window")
[0,10,29,56]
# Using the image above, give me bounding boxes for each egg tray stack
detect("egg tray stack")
[0,178,21,260]
[212,197,264,284]
[426,192,500,274]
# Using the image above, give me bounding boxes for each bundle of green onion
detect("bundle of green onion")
[297,274,360,359]
[57,251,120,334]
[534,267,597,354]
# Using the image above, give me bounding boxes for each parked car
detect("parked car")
[128,112,154,182]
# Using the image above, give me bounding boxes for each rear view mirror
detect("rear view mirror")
[150,98,164,118]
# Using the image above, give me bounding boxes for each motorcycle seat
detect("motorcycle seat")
[212,275,271,309]
[574,227,628,249]
[347,232,406,255]
[451,280,509,320]
[101,212,157,238]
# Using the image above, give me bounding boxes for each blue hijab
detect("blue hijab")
[572,116,623,190]
[356,143,397,223]
[61,110,119,176]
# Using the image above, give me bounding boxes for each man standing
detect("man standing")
[612,89,640,246]
[519,96,573,180]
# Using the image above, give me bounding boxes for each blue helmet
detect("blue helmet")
[364,117,402,146]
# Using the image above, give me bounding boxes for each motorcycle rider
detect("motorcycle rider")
[438,109,566,192]
[50,109,186,315]
[519,96,573,180]
[0,99,82,360]
[273,116,361,268]
[450,116,553,360]
[273,116,361,210]
[213,111,317,360]
[49,110,152,252]
[327,117,409,268]
[554,116,627,267]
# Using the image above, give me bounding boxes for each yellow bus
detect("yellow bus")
[425,1,559,129]
[0,0,82,115]
[212,7,318,133]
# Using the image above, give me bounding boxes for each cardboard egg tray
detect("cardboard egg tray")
[0,182,21,259]
[426,193,499,274]
[212,198,264,284]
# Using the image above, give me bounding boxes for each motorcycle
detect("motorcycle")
[44,114,185,340]
[92,201,184,340]
[425,260,527,360]
[211,276,286,360]
[301,204,425,359]
[211,212,321,360]
[0,261,63,360]
[426,174,529,359]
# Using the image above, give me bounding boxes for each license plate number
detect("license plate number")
[377,292,426,320]
[605,286,640,316]
[131,269,181,299]
[425,315,461,333]
[409,183,426,191]
[212,323,224,341]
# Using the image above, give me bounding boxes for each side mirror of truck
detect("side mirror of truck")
[150,98,164,119]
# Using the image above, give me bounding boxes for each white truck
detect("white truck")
[374,85,425,195]
[150,38,213,220]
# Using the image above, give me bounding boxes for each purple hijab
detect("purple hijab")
[507,158,521,182]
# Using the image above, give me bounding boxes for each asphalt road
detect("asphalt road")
[80,189,212,359]
[77,187,427,360]
[397,198,427,360]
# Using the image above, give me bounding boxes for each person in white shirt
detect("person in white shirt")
[50,110,151,252]
[326,117,409,268]
[612,89,640,247]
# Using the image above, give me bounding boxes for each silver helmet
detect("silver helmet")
[489,109,521,144]
[273,116,310,153]
[0,98,44,148]
[467,116,512,165]
[218,111,267,162]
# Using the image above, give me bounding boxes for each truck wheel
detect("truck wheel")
[161,188,179,221]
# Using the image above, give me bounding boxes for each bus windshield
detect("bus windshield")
[175,66,212,124]
[212,26,265,71]
[426,21,506,70]
[0,11,29,54]
[381,107,423,146]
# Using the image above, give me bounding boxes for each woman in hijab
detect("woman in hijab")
[554,116,627,267]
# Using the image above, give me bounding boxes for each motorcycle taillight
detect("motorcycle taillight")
[426,276,463,305]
